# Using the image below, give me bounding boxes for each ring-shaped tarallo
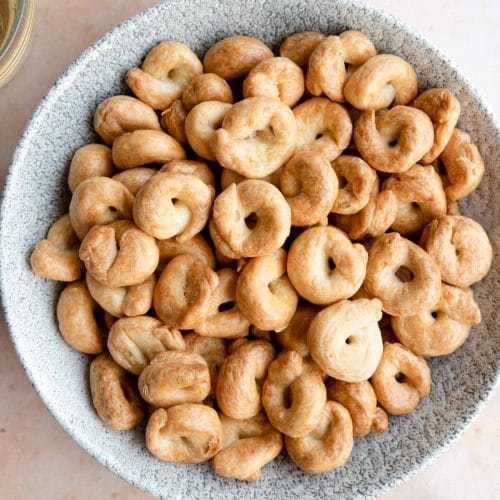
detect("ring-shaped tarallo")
[107,316,184,374]
[90,353,145,430]
[243,56,305,108]
[146,404,222,463]
[203,35,273,80]
[194,267,251,338]
[160,99,188,145]
[56,280,105,354]
[411,88,461,164]
[330,155,377,215]
[327,379,388,436]
[79,220,159,288]
[68,144,114,192]
[185,100,232,161]
[353,106,434,173]
[69,176,135,240]
[285,401,353,473]
[86,272,155,318]
[212,96,297,178]
[279,31,326,68]
[307,298,383,382]
[344,54,418,110]
[112,167,157,195]
[138,351,211,408]
[133,171,214,242]
[126,41,203,110]
[287,226,368,305]
[212,179,291,258]
[111,129,186,169]
[216,340,275,420]
[420,215,493,287]
[382,163,447,235]
[293,97,352,162]
[391,283,481,356]
[182,72,233,110]
[280,151,339,226]
[156,234,216,272]
[364,232,441,316]
[440,128,485,201]
[306,31,376,102]
[93,95,161,145]
[159,159,215,188]
[236,249,299,331]
[153,254,219,329]
[262,350,326,438]
[212,412,283,481]
[334,177,398,240]
[30,214,84,282]
[371,342,431,415]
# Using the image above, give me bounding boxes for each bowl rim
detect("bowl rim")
[0,0,498,497]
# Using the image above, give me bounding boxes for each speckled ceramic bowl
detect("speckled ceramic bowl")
[0,0,498,498]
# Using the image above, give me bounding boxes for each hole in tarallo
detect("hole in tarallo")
[395,372,406,384]
[218,301,235,313]
[328,257,336,272]
[345,336,354,345]
[244,212,258,229]
[172,198,179,205]
[431,311,438,319]
[396,265,414,282]
[284,386,293,409]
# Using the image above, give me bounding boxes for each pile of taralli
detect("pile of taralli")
[31,31,493,480]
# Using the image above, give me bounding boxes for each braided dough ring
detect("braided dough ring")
[306,31,376,102]
[79,220,159,288]
[307,298,383,382]
[392,283,481,356]
[412,88,461,164]
[236,249,299,331]
[344,54,417,110]
[146,404,222,463]
[364,232,441,316]
[354,106,434,173]
[287,226,368,305]
[420,215,492,287]
[194,268,251,338]
[126,41,203,110]
[212,179,291,258]
[182,72,233,110]
[331,155,377,214]
[216,340,275,420]
[293,97,352,162]
[153,254,219,329]
[440,129,485,201]
[285,401,353,473]
[326,379,388,436]
[212,96,297,178]
[280,151,338,226]
[382,164,446,235]
[212,412,283,481]
[371,342,431,415]
[133,172,214,242]
[262,350,326,437]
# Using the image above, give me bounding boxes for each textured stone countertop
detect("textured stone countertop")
[0,1,498,498]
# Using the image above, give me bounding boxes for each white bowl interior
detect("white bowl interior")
[0,0,498,498]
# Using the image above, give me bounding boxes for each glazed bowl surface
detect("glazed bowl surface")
[1,0,498,498]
